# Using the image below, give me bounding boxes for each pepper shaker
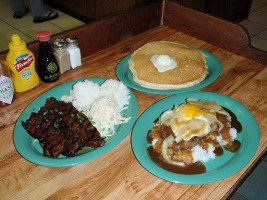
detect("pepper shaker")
[53,39,71,74]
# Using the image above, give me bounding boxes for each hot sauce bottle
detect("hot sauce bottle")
[36,31,59,83]
[0,60,14,107]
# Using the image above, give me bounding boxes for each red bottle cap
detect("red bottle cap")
[36,31,51,41]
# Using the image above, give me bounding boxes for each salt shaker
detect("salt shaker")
[65,35,81,69]
[53,39,71,74]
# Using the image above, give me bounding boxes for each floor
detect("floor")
[0,0,85,53]
[0,0,267,53]
[0,0,266,199]
[230,1,267,199]
[239,0,267,52]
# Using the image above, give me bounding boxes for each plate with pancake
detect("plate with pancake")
[131,91,260,184]
[116,42,222,94]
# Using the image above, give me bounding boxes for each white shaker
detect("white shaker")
[65,35,81,69]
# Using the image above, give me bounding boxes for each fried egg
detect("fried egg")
[152,99,238,167]
[160,102,218,143]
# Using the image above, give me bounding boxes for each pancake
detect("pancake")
[129,41,208,90]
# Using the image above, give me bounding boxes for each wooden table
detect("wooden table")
[0,1,266,199]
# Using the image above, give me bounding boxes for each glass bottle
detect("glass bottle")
[65,35,81,69]
[36,31,59,82]
[0,60,14,107]
[53,39,71,74]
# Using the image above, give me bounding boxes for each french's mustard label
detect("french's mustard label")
[14,54,34,73]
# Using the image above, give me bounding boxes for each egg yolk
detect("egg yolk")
[185,104,204,118]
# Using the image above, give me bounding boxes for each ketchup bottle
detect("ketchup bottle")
[36,31,59,83]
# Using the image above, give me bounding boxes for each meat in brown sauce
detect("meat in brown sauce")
[22,97,105,158]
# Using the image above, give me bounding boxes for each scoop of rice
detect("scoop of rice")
[100,79,130,109]
[192,144,216,163]
[72,80,100,110]
[217,127,237,146]
[61,80,100,111]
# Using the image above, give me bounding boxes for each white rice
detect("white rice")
[192,144,216,163]
[216,134,227,145]
[100,79,130,109]
[152,138,158,147]
[61,80,100,111]
[193,127,237,163]
[61,79,131,138]
[229,127,237,140]
[217,127,237,146]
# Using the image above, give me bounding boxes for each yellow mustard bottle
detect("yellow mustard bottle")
[6,34,39,92]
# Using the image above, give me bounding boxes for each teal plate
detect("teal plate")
[131,91,260,184]
[13,77,138,167]
[116,49,222,94]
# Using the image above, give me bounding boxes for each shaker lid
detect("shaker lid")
[53,39,66,50]
[36,31,51,41]
[65,35,78,43]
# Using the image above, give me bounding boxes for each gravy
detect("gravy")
[148,146,206,174]
[224,140,241,153]
[146,106,242,175]
[225,107,242,133]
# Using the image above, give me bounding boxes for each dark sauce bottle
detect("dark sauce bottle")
[36,31,59,82]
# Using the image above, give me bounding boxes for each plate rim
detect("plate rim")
[116,49,222,94]
[13,77,138,167]
[131,91,260,184]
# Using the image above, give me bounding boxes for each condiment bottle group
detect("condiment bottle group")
[6,34,39,92]
[36,31,59,82]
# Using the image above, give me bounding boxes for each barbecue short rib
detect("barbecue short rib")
[22,97,105,158]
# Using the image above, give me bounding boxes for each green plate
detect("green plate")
[131,91,259,184]
[116,49,221,94]
[13,77,138,167]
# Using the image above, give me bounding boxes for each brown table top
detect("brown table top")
[0,25,266,200]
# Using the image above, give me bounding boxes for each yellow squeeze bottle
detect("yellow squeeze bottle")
[6,34,39,92]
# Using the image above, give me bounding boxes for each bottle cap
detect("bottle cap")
[36,31,51,41]
[9,34,26,51]
[53,39,66,50]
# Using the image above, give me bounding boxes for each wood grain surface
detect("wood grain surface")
[0,1,267,199]
[0,25,266,200]
[164,1,267,65]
